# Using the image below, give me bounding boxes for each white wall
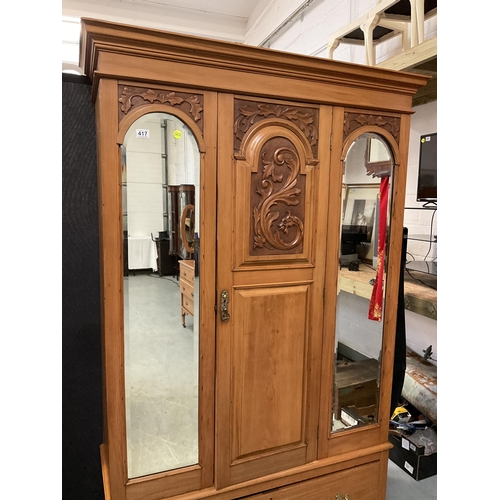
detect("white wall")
[267,0,436,65]
[266,1,438,365]
[267,0,374,58]
[336,291,383,360]
[124,114,165,238]
[404,101,437,262]
[165,117,200,234]
[124,113,200,238]
[267,1,438,263]
[67,1,438,363]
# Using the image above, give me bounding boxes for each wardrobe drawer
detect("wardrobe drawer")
[182,294,194,316]
[180,278,195,300]
[245,461,381,500]
[179,259,195,284]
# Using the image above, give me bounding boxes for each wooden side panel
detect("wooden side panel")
[96,78,128,500]
[233,286,309,458]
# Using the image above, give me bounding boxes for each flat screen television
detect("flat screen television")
[417,132,437,204]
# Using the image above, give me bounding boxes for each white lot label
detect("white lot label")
[136,129,150,138]
[404,461,414,474]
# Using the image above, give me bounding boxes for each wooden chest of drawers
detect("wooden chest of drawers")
[179,259,195,327]
[333,358,379,421]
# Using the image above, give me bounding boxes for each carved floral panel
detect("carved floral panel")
[234,99,319,157]
[343,112,400,144]
[250,137,306,256]
[118,85,204,132]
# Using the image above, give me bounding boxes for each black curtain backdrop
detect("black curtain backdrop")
[390,227,408,416]
[62,73,104,500]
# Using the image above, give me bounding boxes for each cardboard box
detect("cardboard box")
[388,427,437,481]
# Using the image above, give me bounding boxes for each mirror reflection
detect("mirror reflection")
[122,112,200,478]
[331,133,394,433]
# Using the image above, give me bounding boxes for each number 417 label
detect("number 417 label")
[136,129,150,139]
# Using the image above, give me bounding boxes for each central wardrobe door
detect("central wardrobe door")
[216,94,332,487]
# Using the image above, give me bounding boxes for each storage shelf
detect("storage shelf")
[408,234,437,242]
[405,260,437,276]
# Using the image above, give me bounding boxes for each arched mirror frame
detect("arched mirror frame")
[99,86,217,500]
[318,121,407,460]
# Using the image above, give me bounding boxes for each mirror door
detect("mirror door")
[122,112,201,478]
[318,122,400,459]
[105,88,217,499]
[330,132,394,433]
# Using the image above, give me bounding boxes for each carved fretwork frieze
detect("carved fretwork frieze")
[234,99,319,156]
[250,137,305,256]
[118,85,204,131]
[343,112,400,144]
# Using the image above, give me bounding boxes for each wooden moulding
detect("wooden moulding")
[79,18,429,112]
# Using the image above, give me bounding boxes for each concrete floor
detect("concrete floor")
[386,459,437,499]
[124,272,199,478]
[123,271,437,497]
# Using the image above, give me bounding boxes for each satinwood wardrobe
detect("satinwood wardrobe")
[79,18,428,500]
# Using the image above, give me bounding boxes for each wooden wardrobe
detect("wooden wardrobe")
[80,18,428,500]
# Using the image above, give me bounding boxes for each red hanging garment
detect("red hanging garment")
[368,176,389,321]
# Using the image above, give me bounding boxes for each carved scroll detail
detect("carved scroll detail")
[253,147,304,251]
[235,102,318,151]
[343,112,400,143]
[119,86,203,122]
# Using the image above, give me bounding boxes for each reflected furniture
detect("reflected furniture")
[80,18,428,500]
[168,184,195,260]
[155,237,177,276]
[334,358,379,422]
[179,259,195,327]
[167,185,180,257]
[127,236,158,271]
[338,262,436,320]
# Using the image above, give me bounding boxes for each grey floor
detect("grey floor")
[124,272,199,478]
[124,271,437,497]
[386,459,437,499]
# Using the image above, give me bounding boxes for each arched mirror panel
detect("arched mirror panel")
[331,132,395,434]
[121,111,201,478]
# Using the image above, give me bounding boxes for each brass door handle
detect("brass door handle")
[220,290,230,321]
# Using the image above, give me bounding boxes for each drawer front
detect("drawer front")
[182,294,194,315]
[180,278,195,300]
[179,260,195,283]
[245,460,381,499]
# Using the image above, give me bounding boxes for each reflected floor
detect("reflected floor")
[124,272,199,479]
[121,273,436,499]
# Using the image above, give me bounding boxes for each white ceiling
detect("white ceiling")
[63,0,313,72]
[63,1,311,46]
[127,0,260,19]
